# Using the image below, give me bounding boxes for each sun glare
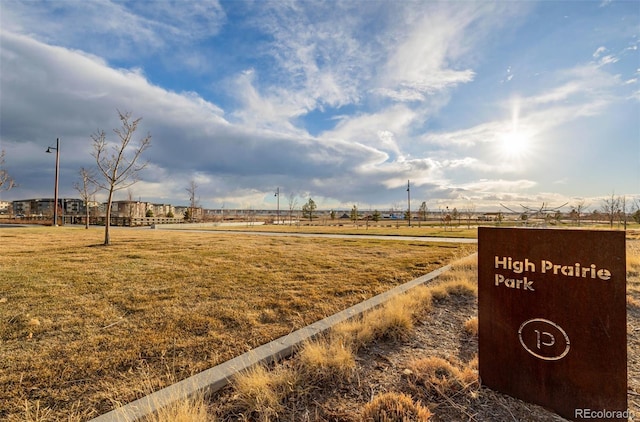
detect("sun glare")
[501,131,531,159]
[498,99,533,162]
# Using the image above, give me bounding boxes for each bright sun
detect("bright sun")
[499,99,532,161]
[500,131,531,160]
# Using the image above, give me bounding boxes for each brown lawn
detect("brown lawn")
[0,226,474,420]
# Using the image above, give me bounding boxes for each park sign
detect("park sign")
[478,227,627,421]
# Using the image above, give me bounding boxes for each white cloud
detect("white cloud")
[324,105,417,155]
[598,55,619,66]
[0,0,226,63]
[248,2,370,112]
[457,178,537,193]
[593,46,607,58]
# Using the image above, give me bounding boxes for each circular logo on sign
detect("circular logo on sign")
[518,318,570,361]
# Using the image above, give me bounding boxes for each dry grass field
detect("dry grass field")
[0,226,474,421]
[205,236,640,421]
[179,223,478,238]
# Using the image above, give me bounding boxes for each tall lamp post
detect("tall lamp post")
[275,187,280,225]
[46,138,60,226]
[406,179,411,227]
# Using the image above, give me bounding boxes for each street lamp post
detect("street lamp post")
[275,187,280,225]
[406,179,411,227]
[46,138,60,226]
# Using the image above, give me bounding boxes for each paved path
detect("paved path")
[159,228,478,244]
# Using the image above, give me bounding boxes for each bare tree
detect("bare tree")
[620,195,628,230]
[601,193,621,229]
[632,198,640,224]
[127,189,136,222]
[418,201,428,227]
[287,192,298,226]
[91,111,151,245]
[570,200,588,226]
[464,202,476,229]
[73,167,99,229]
[0,149,16,192]
[350,204,358,227]
[186,180,198,223]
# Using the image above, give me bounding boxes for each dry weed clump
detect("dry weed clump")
[144,394,209,422]
[298,338,356,382]
[364,295,416,341]
[463,317,478,336]
[232,365,296,421]
[405,356,479,397]
[429,255,478,299]
[360,392,432,422]
[331,317,376,352]
[429,278,477,300]
[406,285,434,312]
[331,286,434,353]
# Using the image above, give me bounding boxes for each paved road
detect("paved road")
[161,229,478,243]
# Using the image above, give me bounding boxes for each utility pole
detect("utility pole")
[407,179,411,227]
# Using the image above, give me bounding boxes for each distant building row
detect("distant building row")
[1,198,198,220]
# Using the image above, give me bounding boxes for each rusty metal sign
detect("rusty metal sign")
[478,227,627,421]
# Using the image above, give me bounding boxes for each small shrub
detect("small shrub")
[406,356,478,397]
[332,317,374,352]
[408,286,433,313]
[457,359,479,388]
[407,357,462,394]
[463,317,478,336]
[430,279,477,300]
[360,392,432,422]
[365,296,415,341]
[232,365,295,420]
[428,284,449,300]
[332,289,429,352]
[444,279,477,296]
[450,254,477,272]
[298,338,356,382]
[145,394,209,422]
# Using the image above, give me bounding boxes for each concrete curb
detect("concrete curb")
[91,262,457,421]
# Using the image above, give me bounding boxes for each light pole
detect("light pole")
[46,138,60,226]
[275,187,280,225]
[406,179,411,227]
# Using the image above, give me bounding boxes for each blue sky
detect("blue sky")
[1,0,638,212]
